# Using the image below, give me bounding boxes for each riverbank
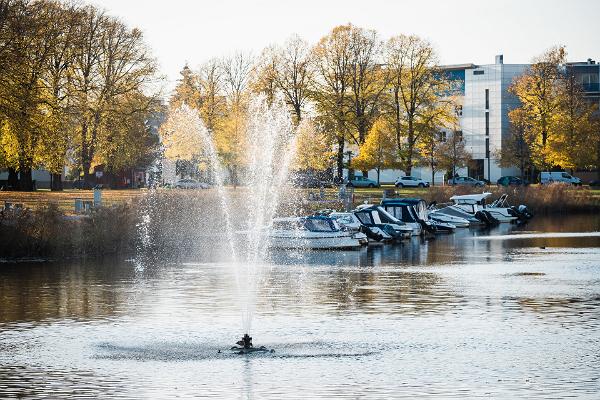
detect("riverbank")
[1,185,598,261]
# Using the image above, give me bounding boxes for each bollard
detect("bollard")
[74,199,83,213]
[93,188,102,207]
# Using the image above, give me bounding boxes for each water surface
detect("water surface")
[1,215,599,398]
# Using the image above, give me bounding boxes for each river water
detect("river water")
[1,215,599,399]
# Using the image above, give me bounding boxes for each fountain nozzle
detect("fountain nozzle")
[236,333,253,349]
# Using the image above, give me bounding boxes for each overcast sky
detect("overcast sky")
[91,0,599,94]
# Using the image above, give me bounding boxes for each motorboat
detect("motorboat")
[425,201,470,228]
[432,193,531,226]
[269,216,364,250]
[329,212,393,243]
[353,204,414,239]
[427,208,470,228]
[381,199,426,236]
[381,198,456,234]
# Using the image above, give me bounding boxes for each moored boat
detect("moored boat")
[269,216,364,250]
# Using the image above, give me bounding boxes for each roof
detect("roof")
[381,198,425,206]
[450,193,492,202]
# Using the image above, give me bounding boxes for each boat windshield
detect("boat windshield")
[355,212,373,225]
[371,211,382,224]
[272,220,300,230]
[304,218,336,232]
[377,206,403,223]
[331,215,353,225]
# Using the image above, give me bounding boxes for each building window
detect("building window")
[485,113,489,136]
[485,89,489,110]
[473,70,484,75]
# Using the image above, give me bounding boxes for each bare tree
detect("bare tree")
[221,51,254,109]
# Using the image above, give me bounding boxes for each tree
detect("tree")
[311,24,353,180]
[438,131,471,180]
[418,129,444,186]
[551,71,598,170]
[0,0,65,190]
[509,46,566,168]
[352,117,400,184]
[159,103,207,162]
[170,64,202,110]
[497,108,534,179]
[347,27,386,145]
[198,58,226,132]
[70,6,158,183]
[384,34,454,176]
[293,118,333,172]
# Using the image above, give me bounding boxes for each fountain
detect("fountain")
[139,95,297,352]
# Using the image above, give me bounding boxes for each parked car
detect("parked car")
[447,176,485,187]
[291,174,332,188]
[174,179,211,189]
[346,176,379,188]
[395,176,430,188]
[72,180,94,190]
[497,176,529,187]
[540,171,582,186]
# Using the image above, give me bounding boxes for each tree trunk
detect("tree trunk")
[18,167,34,191]
[431,168,435,187]
[361,170,369,178]
[51,173,63,191]
[336,136,345,181]
[376,168,380,185]
[7,168,18,190]
[405,151,413,176]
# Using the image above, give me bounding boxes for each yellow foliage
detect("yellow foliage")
[293,119,333,171]
[352,118,400,174]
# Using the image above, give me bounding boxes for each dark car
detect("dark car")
[497,176,529,187]
[291,174,331,188]
[447,176,485,187]
[71,180,94,190]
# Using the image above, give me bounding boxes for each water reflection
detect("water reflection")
[0,215,599,399]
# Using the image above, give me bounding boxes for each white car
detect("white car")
[174,179,211,189]
[395,176,430,188]
[540,171,582,185]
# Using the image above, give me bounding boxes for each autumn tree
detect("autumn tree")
[0,0,65,190]
[497,108,534,179]
[220,52,253,186]
[551,71,599,170]
[311,24,353,180]
[384,34,454,176]
[438,131,471,180]
[170,64,202,110]
[70,7,158,183]
[508,46,566,168]
[418,129,445,186]
[347,26,387,152]
[352,117,400,184]
[293,118,333,172]
[197,58,226,132]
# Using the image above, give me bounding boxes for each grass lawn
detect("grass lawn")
[0,189,145,213]
[1,185,598,213]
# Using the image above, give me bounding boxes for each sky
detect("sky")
[90,0,600,94]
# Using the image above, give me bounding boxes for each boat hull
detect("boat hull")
[268,232,362,250]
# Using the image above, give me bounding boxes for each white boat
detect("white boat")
[434,193,529,225]
[353,205,415,239]
[426,202,470,228]
[329,212,393,243]
[269,216,364,250]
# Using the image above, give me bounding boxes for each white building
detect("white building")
[350,55,526,184]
